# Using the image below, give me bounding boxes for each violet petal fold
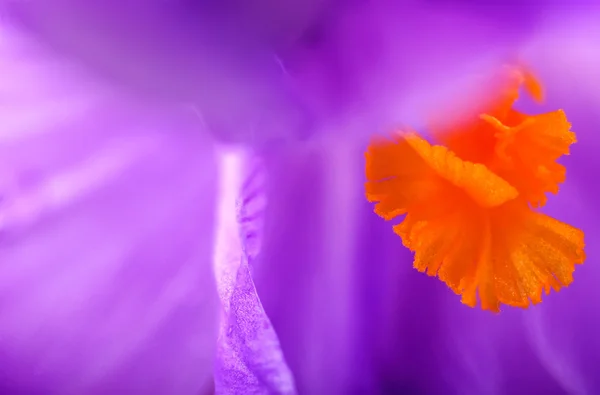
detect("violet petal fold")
[0,23,218,394]
[213,148,296,394]
[252,139,373,394]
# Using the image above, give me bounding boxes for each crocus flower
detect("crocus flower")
[0,1,599,395]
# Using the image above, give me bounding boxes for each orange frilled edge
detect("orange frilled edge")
[365,67,585,312]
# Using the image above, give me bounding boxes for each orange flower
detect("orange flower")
[365,67,585,312]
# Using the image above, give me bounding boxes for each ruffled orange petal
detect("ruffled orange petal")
[365,132,518,211]
[486,202,585,310]
[433,67,543,162]
[365,133,585,312]
[486,66,543,119]
[396,199,585,312]
[483,109,576,207]
[431,66,575,207]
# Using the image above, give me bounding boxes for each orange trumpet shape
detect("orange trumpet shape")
[365,67,585,312]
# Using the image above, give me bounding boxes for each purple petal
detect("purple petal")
[2,1,577,145]
[252,141,377,393]
[2,1,316,145]
[0,24,218,394]
[213,148,296,394]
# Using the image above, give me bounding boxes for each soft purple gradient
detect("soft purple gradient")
[0,24,218,394]
[0,1,598,395]
[2,0,575,145]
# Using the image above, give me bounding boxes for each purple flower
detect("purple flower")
[0,1,599,394]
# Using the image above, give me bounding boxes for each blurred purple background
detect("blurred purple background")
[0,1,598,394]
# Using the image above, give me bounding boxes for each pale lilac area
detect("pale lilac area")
[213,149,296,395]
[0,23,218,395]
